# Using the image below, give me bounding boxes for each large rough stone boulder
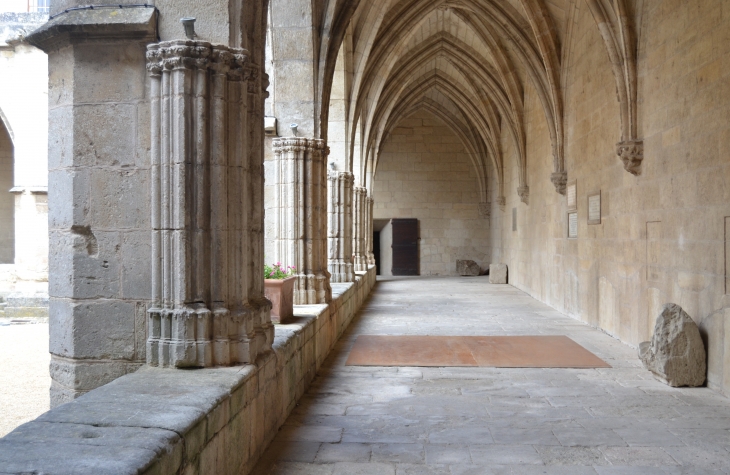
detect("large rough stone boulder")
[489,264,508,284]
[639,303,706,387]
[457,260,481,276]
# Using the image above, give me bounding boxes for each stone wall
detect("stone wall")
[488,0,730,396]
[0,267,376,474]
[0,125,12,264]
[0,18,49,295]
[373,110,490,276]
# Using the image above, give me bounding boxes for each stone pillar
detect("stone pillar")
[26,8,158,405]
[366,195,375,266]
[4,188,48,318]
[327,170,354,283]
[145,40,272,368]
[353,186,368,272]
[271,138,331,305]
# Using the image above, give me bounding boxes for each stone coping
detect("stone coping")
[0,267,376,474]
[25,7,157,53]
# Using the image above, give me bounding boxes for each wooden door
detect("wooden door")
[391,219,419,275]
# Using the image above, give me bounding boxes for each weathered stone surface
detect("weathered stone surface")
[328,170,355,284]
[456,260,481,276]
[0,267,377,475]
[269,138,333,305]
[489,264,508,284]
[25,7,158,53]
[639,303,706,387]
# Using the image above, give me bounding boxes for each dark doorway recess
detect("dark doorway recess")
[391,218,419,276]
[373,231,381,275]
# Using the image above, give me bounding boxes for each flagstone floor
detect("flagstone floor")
[252,276,730,475]
[0,320,50,437]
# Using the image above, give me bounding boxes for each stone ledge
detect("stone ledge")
[0,266,376,475]
[25,7,157,53]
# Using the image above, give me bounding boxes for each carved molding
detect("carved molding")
[551,171,568,195]
[146,40,271,369]
[617,140,644,176]
[518,186,530,205]
[586,0,641,176]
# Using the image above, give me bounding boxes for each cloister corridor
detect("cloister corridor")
[253,277,730,475]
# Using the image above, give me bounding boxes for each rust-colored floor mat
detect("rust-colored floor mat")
[345,335,611,368]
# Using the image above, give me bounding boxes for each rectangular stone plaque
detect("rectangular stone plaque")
[567,181,577,211]
[568,212,578,239]
[512,207,517,232]
[725,217,730,293]
[588,191,601,225]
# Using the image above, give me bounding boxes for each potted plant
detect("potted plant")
[264,262,296,324]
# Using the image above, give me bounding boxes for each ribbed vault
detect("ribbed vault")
[310,0,643,202]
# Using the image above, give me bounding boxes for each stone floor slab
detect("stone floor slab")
[251,277,730,475]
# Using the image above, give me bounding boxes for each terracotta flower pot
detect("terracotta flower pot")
[264,276,295,324]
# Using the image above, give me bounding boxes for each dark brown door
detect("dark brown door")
[391,219,419,275]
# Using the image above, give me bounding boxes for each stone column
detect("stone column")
[366,195,375,266]
[27,8,158,405]
[352,186,368,272]
[271,138,332,305]
[327,170,355,283]
[145,40,272,368]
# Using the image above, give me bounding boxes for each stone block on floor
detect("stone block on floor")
[489,264,507,284]
[639,303,706,387]
[456,260,481,276]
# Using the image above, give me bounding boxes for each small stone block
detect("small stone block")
[489,264,508,284]
[456,260,481,276]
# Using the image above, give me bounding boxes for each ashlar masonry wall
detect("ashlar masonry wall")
[488,0,730,397]
[373,110,490,276]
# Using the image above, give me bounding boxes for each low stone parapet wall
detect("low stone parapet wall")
[0,267,377,475]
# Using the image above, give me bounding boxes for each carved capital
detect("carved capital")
[550,171,568,195]
[243,64,258,82]
[209,46,235,75]
[272,137,306,154]
[497,196,506,208]
[146,41,250,76]
[273,138,331,157]
[146,46,163,77]
[336,171,354,184]
[517,186,529,205]
[145,40,207,71]
[478,202,491,219]
[617,140,643,176]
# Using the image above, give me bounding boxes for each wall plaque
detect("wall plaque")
[568,212,578,239]
[512,207,517,232]
[588,191,601,225]
[567,181,577,211]
[725,217,730,294]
